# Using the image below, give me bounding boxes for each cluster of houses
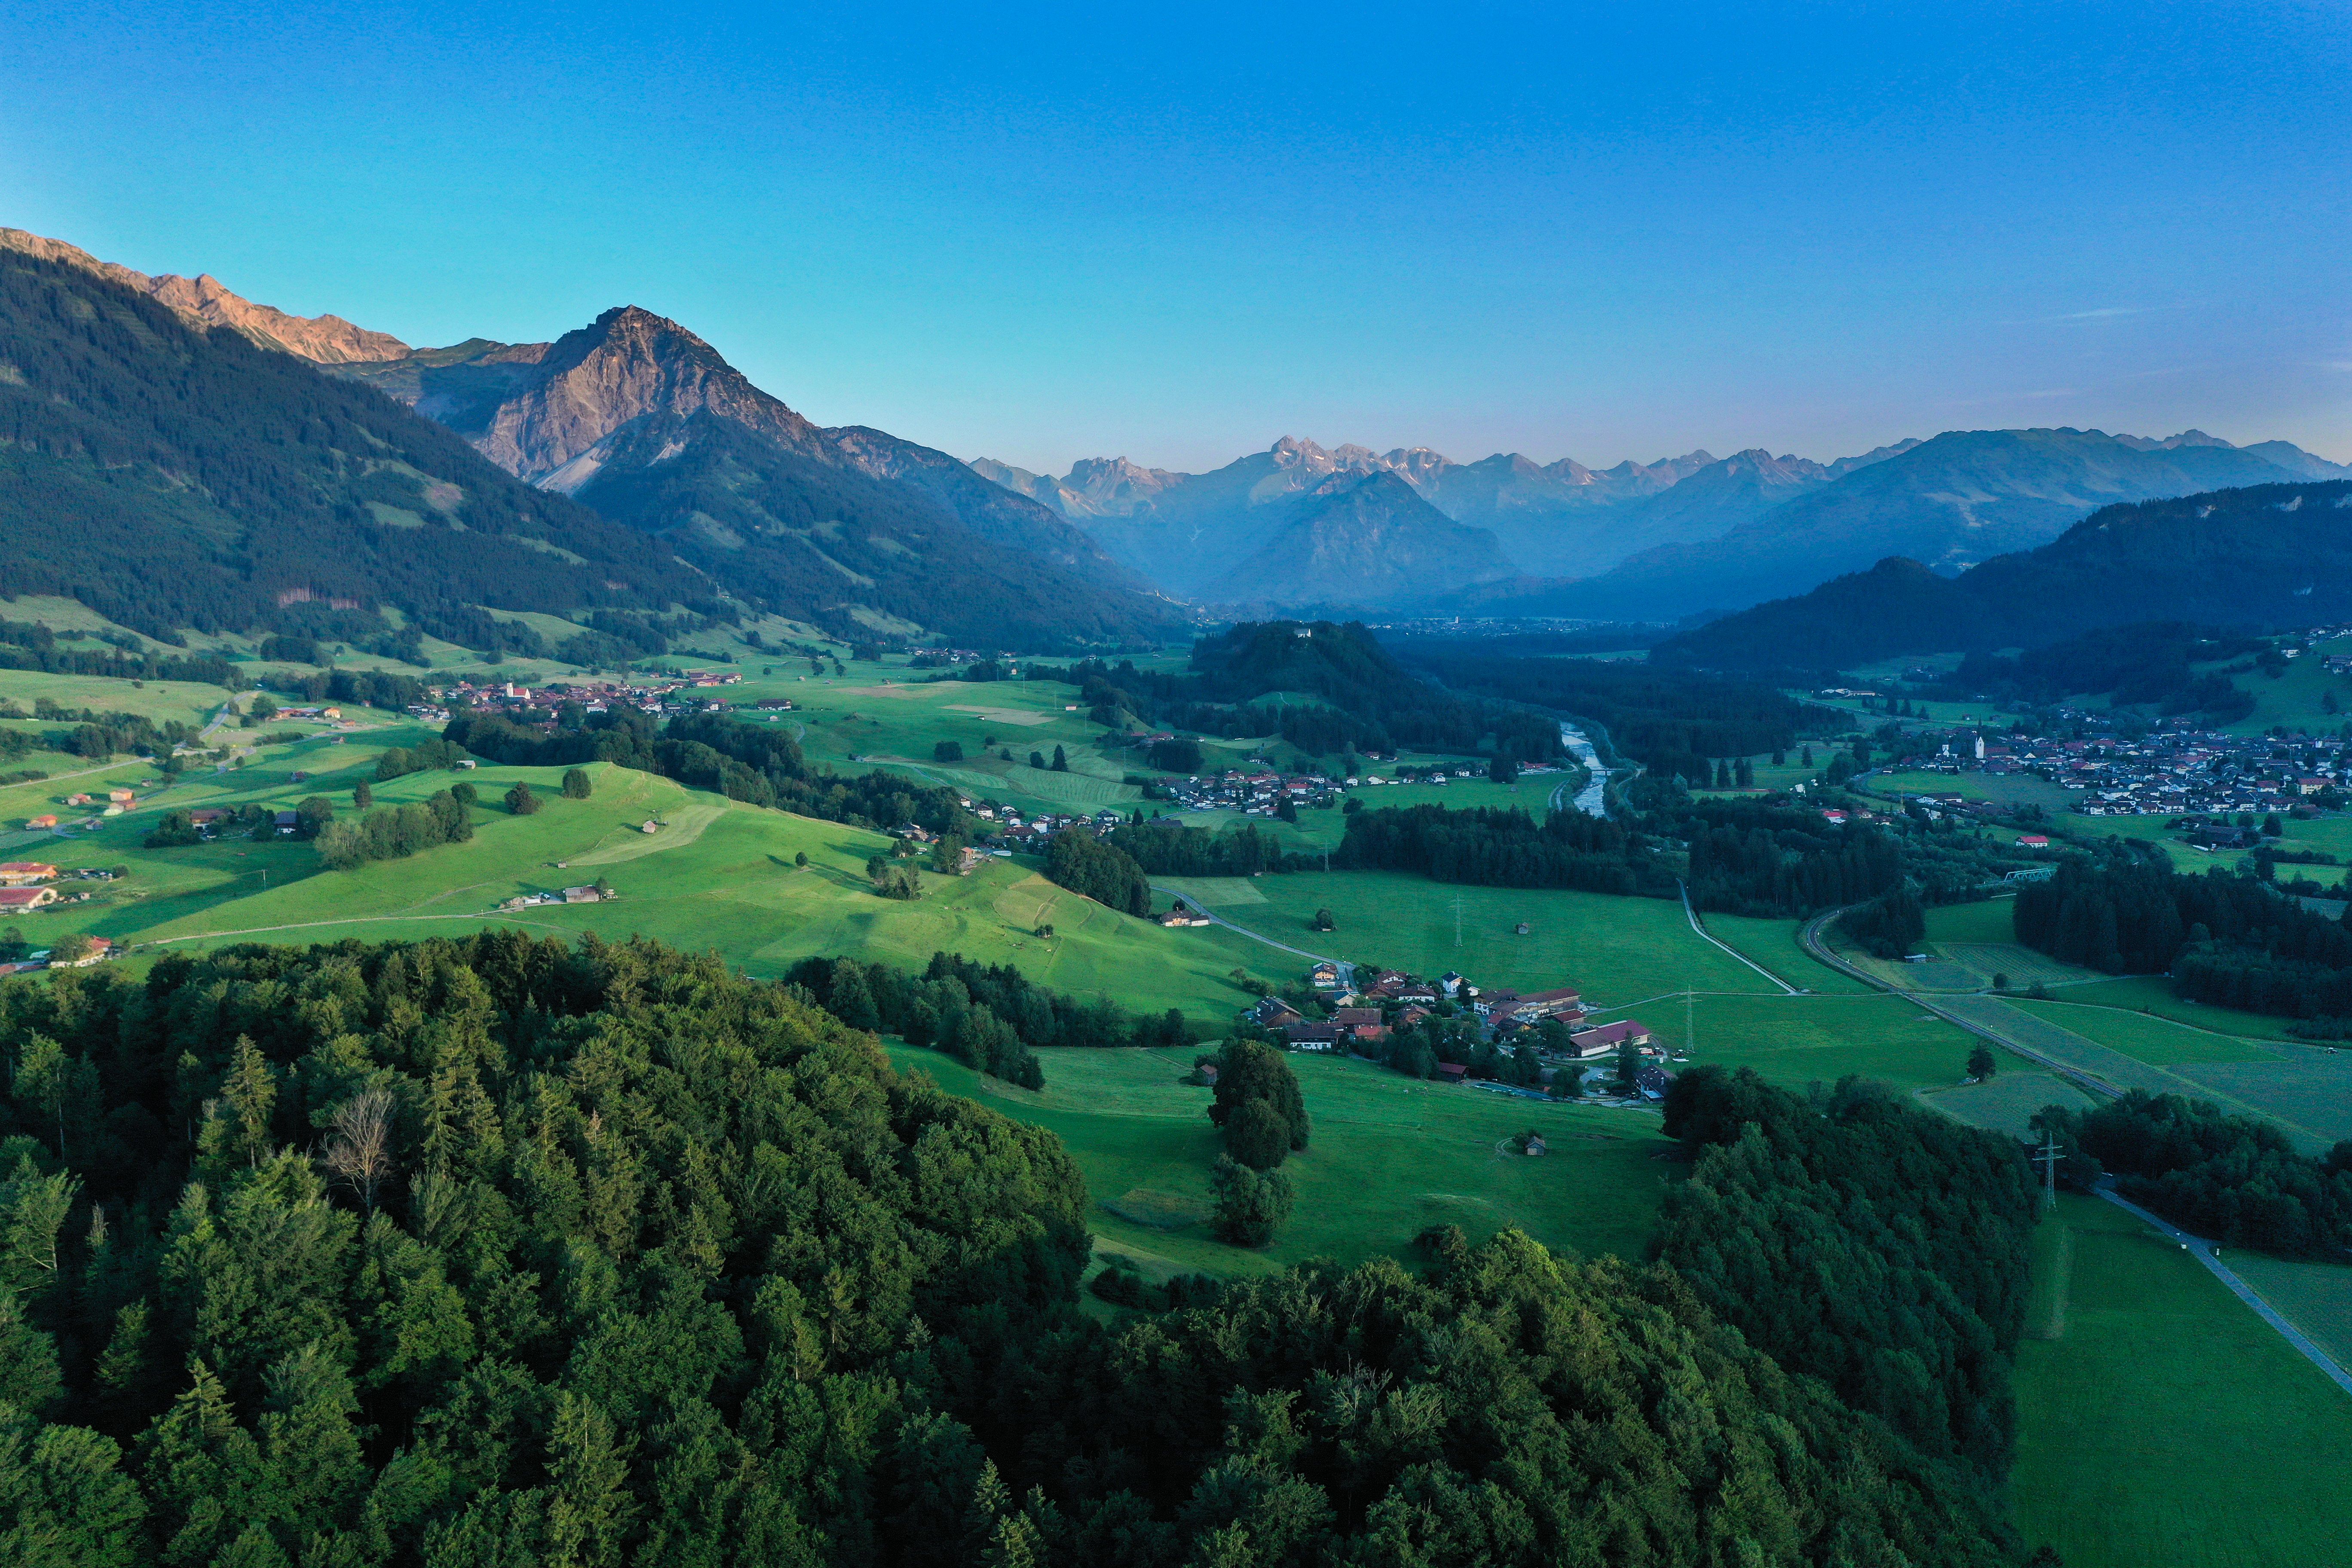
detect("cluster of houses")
[960,804,1128,851]
[0,863,116,967]
[1247,962,1676,1099]
[417,670,749,727]
[25,788,140,831]
[1154,759,1566,820]
[1894,724,2349,821]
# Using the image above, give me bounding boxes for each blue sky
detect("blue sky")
[3,1,2345,472]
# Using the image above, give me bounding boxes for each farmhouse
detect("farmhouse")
[24,816,56,830]
[1567,1019,1653,1059]
[51,936,112,968]
[0,887,58,911]
[1248,997,1306,1031]
[1485,985,1584,1025]
[1158,904,1213,928]
[0,863,57,887]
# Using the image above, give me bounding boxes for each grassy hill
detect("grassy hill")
[889,1042,1674,1280]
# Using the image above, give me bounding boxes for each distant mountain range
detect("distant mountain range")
[1651,478,2352,671]
[0,228,1180,649]
[983,428,2345,618]
[6,224,2345,646]
[976,438,1514,606]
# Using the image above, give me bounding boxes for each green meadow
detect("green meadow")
[883,1042,1677,1279]
[2011,1195,2352,1568]
[1200,870,1772,1003]
[45,761,1286,1022]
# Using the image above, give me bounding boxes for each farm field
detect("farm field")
[0,668,235,730]
[2170,1054,2352,1148]
[77,763,1287,1023]
[1670,991,2012,1093]
[2051,976,2306,1039]
[1692,908,1871,992]
[1870,767,2075,813]
[1921,1070,2092,1137]
[2215,650,2346,737]
[883,1042,1678,1278]
[2225,1255,2352,1382]
[2010,1194,2352,1568]
[1225,872,1775,1003]
[2007,1000,2283,1066]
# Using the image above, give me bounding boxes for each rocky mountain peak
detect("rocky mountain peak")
[0,227,410,364]
[475,303,824,481]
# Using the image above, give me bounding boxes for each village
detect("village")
[1884,720,2350,828]
[1231,954,1679,1106]
[410,668,752,727]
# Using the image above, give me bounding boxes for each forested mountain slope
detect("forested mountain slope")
[0,934,2031,1567]
[0,244,706,648]
[1654,478,2352,670]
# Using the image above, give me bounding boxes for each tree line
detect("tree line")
[2014,858,2352,1020]
[444,709,977,838]
[784,951,1198,1091]
[1657,1066,2040,1476]
[2035,1090,2352,1259]
[1041,829,1152,916]
[1028,620,1566,766]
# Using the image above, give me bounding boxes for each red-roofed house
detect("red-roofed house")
[0,863,57,887]
[0,887,57,911]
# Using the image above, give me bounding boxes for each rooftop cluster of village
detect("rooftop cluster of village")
[1890,723,2351,825]
[1237,959,1678,1101]
[410,670,751,726]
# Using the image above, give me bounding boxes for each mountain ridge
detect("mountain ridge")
[1651,478,2352,671]
[0,227,412,364]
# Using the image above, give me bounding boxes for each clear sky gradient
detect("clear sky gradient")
[3,1,2345,473]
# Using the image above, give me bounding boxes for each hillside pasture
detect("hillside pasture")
[885,1043,1677,1277]
[2009,1195,2352,1568]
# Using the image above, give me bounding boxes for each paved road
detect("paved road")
[1678,880,1799,995]
[1150,884,1338,972]
[1800,905,2352,1396]
[2096,1187,2352,1400]
[1797,907,2128,1103]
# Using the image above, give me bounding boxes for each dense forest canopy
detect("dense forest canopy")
[2013,858,2352,1021]
[1387,641,1828,779]
[1332,783,2013,918]
[1036,622,1563,765]
[0,935,2041,1567]
[1657,1068,2038,1476]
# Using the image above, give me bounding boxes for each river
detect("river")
[1556,722,1609,816]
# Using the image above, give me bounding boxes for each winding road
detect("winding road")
[1149,883,1349,991]
[1796,905,2128,1102]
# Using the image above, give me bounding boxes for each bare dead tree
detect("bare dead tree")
[323,1089,395,1214]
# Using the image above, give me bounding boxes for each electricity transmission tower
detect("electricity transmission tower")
[2034,1130,2062,1209]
